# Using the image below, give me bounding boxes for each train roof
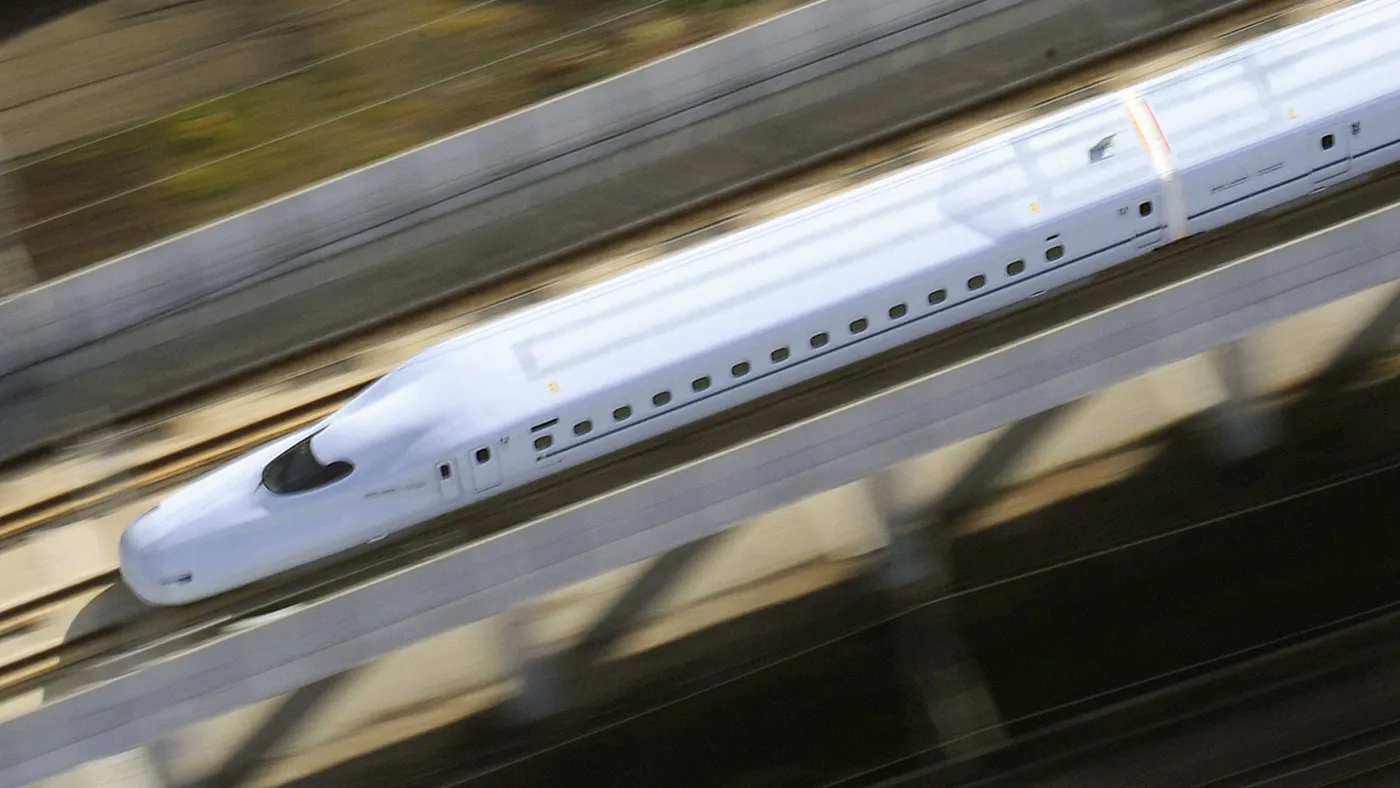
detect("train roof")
[391,0,1400,431]
[423,92,1163,428]
[1136,0,1400,169]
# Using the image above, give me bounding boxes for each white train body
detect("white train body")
[120,0,1400,605]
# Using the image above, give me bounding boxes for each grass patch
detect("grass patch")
[14,0,812,279]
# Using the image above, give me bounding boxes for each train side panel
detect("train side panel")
[474,99,1166,483]
[1141,0,1400,236]
[1253,4,1400,180]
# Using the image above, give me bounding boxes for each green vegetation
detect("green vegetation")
[15,0,810,279]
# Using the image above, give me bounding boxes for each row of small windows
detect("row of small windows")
[531,250,1056,453]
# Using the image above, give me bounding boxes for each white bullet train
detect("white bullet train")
[119,0,1400,605]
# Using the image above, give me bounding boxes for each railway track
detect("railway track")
[821,560,1400,787]
[0,0,1363,710]
[0,391,352,545]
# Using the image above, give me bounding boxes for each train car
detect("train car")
[119,0,1400,605]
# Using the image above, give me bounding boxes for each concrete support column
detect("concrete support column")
[1203,339,1280,461]
[504,533,724,725]
[1309,286,1400,396]
[502,606,568,725]
[41,744,173,788]
[0,132,36,298]
[858,405,1080,769]
[867,472,1006,770]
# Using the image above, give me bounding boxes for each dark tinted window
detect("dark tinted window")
[262,435,353,495]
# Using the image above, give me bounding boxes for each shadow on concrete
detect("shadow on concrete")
[42,582,358,787]
[952,346,1400,731]
[0,0,105,43]
[283,578,908,788]
[197,671,356,788]
[571,532,728,668]
[46,582,149,697]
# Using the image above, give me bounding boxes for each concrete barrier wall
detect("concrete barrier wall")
[0,0,1256,461]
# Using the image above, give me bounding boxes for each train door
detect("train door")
[470,445,502,493]
[1131,190,1166,249]
[1310,123,1352,185]
[436,459,462,502]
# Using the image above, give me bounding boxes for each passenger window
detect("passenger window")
[771,347,790,363]
[438,463,452,480]
[889,303,907,319]
[731,361,750,377]
[1321,133,1335,151]
[1139,201,1153,217]
[929,289,948,304]
[534,435,553,451]
[966,276,984,292]
[692,376,711,392]
[849,318,868,334]
[613,405,632,421]
[573,420,592,436]
[1007,259,1026,276]
[475,448,491,464]
[810,332,829,348]
[1046,244,1064,262]
[653,391,672,407]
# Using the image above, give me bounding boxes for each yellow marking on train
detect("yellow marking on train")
[548,381,560,393]
[1029,201,1041,214]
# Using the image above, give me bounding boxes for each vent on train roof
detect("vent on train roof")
[1089,134,1116,164]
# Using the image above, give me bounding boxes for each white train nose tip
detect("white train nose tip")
[119,527,157,604]
[118,514,183,606]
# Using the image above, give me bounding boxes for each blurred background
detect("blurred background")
[0,0,805,281]
[4,1,1400,787]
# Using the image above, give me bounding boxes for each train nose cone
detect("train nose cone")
[118,508,189,606]
[118,521,164,605]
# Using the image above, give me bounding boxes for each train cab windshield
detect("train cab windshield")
[261,434,354,494]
